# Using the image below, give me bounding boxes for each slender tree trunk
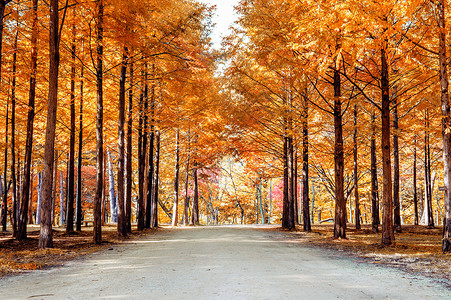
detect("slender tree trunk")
[353,104,360,230]
[137,69,145,230]
[371,107,380,232]
[60,171,64,225]
[393,95,401,232]
[39,0,60,248]
[52,151,58,225]
[2,99,8,231]
[269,179,272,224]
[36,173,42,224]
[287,136,295,229]
[117,49,128,237]
[381,44,394,246]
[183,130,190,226]
[333,68,346,239]
[11,28,17,237]
[125,56,133,233]
[146,65,155,229]
[172,130,180,227]
[294,150,298,225]
[151,130,160,228]
[66,19,76,234]
[0,0,12,231]
[282,134,289,228]
[76,63,84,231]
[413,137,418,225]
[93,0,104,244]
[302,93,311,231]
[191,161,199,225]
[439,0,451,252]
[107,151,117,222]
[425,112,434,227]
[17,0,38,240]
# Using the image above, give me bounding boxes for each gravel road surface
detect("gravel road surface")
[1,225,449,299]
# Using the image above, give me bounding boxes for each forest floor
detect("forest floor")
[0,225,449,299]
[286,224,451,286]
[0,224,155,277]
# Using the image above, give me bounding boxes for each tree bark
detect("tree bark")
[393,93,401,232]
[371,108,380,232]
[125,56,133,233]
[76,63,84,231]
[302,93,311,231]
[93,0,104,244]
[137,69,145,231]
[66,19,76,234]
[425,112,434,227]
[172,130,180,227]
[191,162,199,225]
[60,171,64,225]
[17,0,38,240]
[117,49,128,237]
[107,151,117,222]
[381,43,394,246]
[151,130,160,228]
[146,64,155,229]
[11,27,17,237]
[333,68,346,239]
[183,129,190,226]
[353,104,360,230]
[413,137,418,225]
[439,0,451,252]
[39,0,60,248]
[2,98,8,231]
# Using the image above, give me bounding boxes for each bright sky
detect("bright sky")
[199,0,239,49]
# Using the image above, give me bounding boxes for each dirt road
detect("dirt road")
[1,225,449,299]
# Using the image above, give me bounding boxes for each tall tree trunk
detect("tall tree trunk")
[371,107,380,232]
[11,28,17,237]
[439,0,451,252]
[36,173,42,224]
[60,171,64,225]
[269,179,272,224]
[282,134,289,228]
[425,112,434,227]
[76,63,84,231]
[151,130,160,228]
[143,64,150,228]
[17,0,38,240]
[172,130,180,227]
[39,0,60,248]
[393,94,401,232]
[93,0,104,244]
[413,137,418,225]
[183,129,190,226]
[294,149,298,225]
[117,49,127,237]
[125,56,133,233]
[353,104,360,230]
[137,69,145,231]
[107,151,117,222]
[146,64,155,229]
[191,161,199,225]
[0,0,12,231]
[302,93,311,231]
[66,19,76,234]
[381,43,394,246]
[333,68,346,239]
[287,136,295,229]
[2,99,8,231]
[52,151,58,225]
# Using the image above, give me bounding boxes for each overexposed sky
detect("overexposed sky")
[199,0,239,49]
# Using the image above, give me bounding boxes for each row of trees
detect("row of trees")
[223,0,451,251]
[0,0,221,248]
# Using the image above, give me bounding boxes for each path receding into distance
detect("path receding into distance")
[1,226,450,299]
